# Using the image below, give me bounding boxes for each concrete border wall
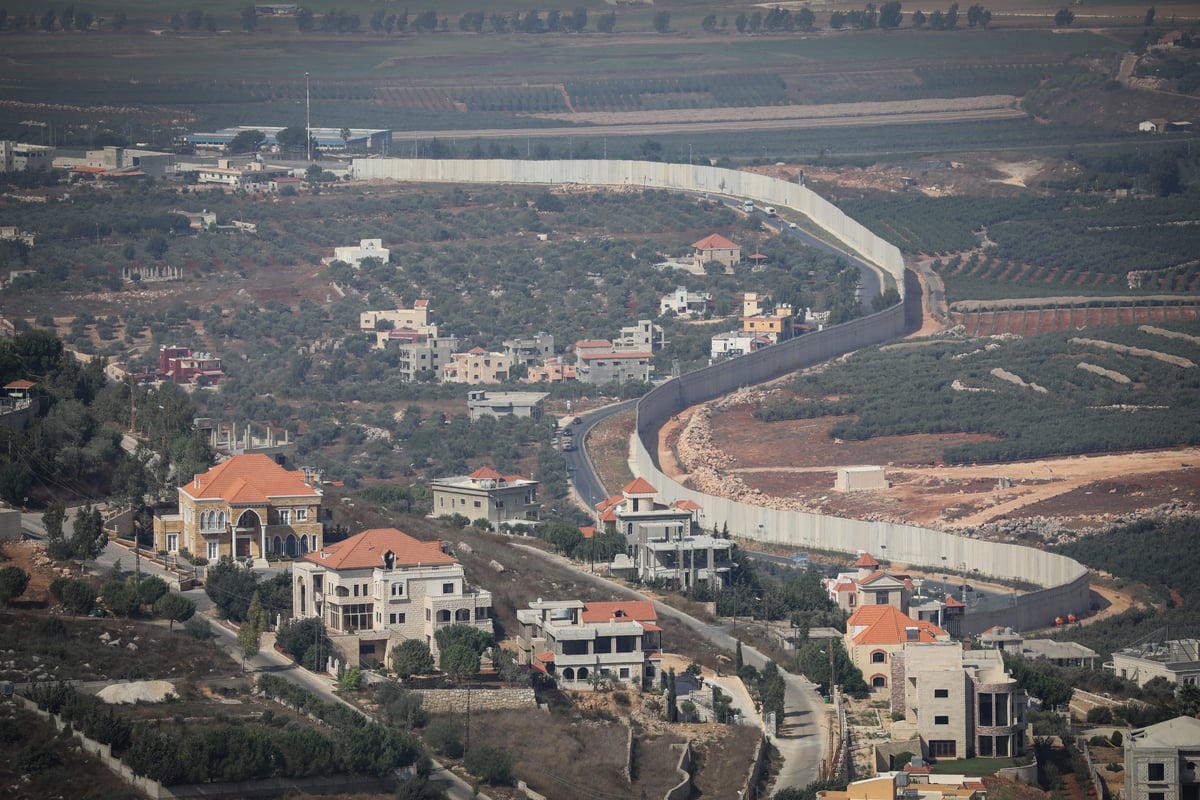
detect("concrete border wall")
[349,158,1088,634]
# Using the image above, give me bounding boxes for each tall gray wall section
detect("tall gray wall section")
[352,158,1089,635]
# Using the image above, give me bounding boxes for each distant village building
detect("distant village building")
[333,238,390,268]
[659,285,712,317]
[158,346,225,386]
[525,356,577,383]
[0,141,54,172]
[442,348,513,384]
[467,390,549,421]
[502,332,556,366]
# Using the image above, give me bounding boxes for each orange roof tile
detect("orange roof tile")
[946,595,965,607]
[4,379,36,389]
[692,233,739,251]
[534,650,555,663]
[581,600,656,624]
[575,339,612,349]
[303,527,454,570]
[468,346,486,354]
[469,466,505,480]
[847,605,947,645]
[623,477,657,495]
[580,526,595,539]
[184,454,320,503]
[853,552,879,568]
[577,350,652,361]
[672,500,702,511]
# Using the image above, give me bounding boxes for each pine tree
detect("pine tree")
[238,591,266,672]
[735,639,744,672]
[666,667,679,723]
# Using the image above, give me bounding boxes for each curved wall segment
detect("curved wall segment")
[351,157,1089,634]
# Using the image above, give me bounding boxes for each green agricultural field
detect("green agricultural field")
[757,323,1200,463]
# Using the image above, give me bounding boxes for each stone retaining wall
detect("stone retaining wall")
[417,686,537,714]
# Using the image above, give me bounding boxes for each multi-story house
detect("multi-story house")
[429,467,540,529]
[600,478,732,590]
[526,356,576,383]
[740,302,795,343]
[890,642,1026,762]
[576,348,653,385]
[360,300,437,349]
[710,330,771,359]
[1124,716,1200,800]
[158,345,225,386]
[824,552,914,614]
[442,348,513,384]
[844,604,949,690]
[692,233,741,272]
[516,598,663,689]
[291,527,493,668]
[502,332,555,367]
[152,453,324,562]
[614,319,666,353]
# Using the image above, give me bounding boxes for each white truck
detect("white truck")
[742,199,754,212]
[765,206,777,217]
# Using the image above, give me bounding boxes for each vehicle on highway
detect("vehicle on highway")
[742,199,754,212]
[788,221,798,229]
[765,206,777,217]
[562,440,575,451]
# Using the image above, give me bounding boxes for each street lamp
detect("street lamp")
[305,72,312,162]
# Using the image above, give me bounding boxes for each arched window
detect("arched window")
[871,650,887,664]
[562,667,574,681]
[217,511,226,529]
[577,667,589,681]
[272,535,283,554]
[872,675,887,688]
[455,609,471,622]
[436,609,451,623]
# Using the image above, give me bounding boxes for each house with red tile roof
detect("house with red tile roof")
[601,478,732,590]
[516,598,663,689]
[152,453,324,562]
[844,604,949,689]
[429,466,540,530]
[292,527,493,669]
[692,233,741,272]
[824,552,914,614]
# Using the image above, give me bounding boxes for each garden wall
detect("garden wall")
[417,686,537,714]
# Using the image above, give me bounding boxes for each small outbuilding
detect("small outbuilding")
[834,465,887,492]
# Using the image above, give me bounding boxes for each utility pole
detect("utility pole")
[305,72,312,162]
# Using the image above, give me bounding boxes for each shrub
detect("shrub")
[183,616,212,641]
[463,744,513,785]
[1111,730,1123,746]
[424,718,464,758]
[0,566,30,606]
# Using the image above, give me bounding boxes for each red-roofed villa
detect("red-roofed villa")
[692,233,741,272]
[292,527,493,669]
[153,453,324,562]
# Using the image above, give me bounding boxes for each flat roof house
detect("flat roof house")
[517,598,663,690]
[430,467,539,530]
[1124,715,1200,800]
[292,527,493,669]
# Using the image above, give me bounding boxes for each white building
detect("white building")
[0,141,54,172]
[710,330,770,360]
[517,598,663,690]
[466,390,549,422]
[1109,638,1200,688]
[835,466,887,492]
[659,285,712,317]
[333,238,390,268]
[291,527,493,668]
